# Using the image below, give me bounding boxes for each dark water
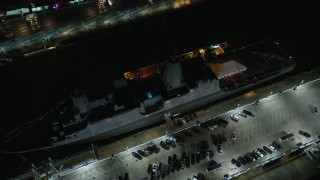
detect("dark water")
[0,0,317,179]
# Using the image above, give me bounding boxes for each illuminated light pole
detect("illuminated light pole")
[293,85,297,90]
[268,91,273,100]
[20,11,24,22]
[31,163,41,180]
[42,6,47,16]
[42,38,46,50]
[203,109,210,123]
[48,157,58,178]
[254,99,259,105]
[300,80,304,85]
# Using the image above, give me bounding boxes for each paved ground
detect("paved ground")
[49,67,320,180]
[237,153,320,180]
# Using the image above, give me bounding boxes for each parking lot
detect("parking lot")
[60,68,320,180]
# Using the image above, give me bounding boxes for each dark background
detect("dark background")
[0,0,318,179]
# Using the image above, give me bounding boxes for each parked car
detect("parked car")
[263,146,273,154]
[148,164,152,174]
[272,141,282,149]
[217,134,223,144]
[131,152,143,160]
[168,156,172,165]
[237,156,247,165]
[151,144,160,153]
[191,153,195,165]
[152,164,158,173]
[160,141,170,150]
[173,135,185,144]
[230,114,239,122]
[245,153,255,162]
[254,150,264,158]
[161,167,166,179]
[124,173,129,180]
[218,118,229,127]
[166,139,176,148]
[206,151,210,160]
[314,106,318,114]
[232,132,236,140]
[268,144,277,152]
[144,148,151,155]
[181,159,186,169]
[243,154,252,163]
[217,145,223,154]
[207,120,218,130]
[243,110,254,117]
[257,148,267,156]
[147,146,154,154]
[299,130,311,138]
[231,158,241,167]
[211,134,218,145]
[231,158,237,164]
[250,152,259,160]
[186,156,190,168]
[137,149,148,157]
[166,165,171,175]
[222,135,227,142]
[209,150,214,160]
[238,111,247,117]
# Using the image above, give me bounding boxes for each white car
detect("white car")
[152,164,157,173]
[254,150,264,157]
[232,132,236,140]
[269,145,276,152]
[230,114,239,122]
[217,145,223,154]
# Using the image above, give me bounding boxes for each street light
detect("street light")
[300,80,304,85]
[268,91,273,100]
[42,38,46,50]
[254,99,259,105]
[293,85,297,90]
[203,109,210,122]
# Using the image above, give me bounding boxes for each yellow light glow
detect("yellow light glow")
[198,48,205,54]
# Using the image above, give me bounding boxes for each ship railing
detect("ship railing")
[87,108,135,125]
[112,108,135,117]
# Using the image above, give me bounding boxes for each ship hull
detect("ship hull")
[61,63,296,146]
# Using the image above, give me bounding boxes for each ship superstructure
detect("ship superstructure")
[1,39,296,152]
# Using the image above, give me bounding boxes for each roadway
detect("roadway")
[1,0,201,55]
[17,67,320,179]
